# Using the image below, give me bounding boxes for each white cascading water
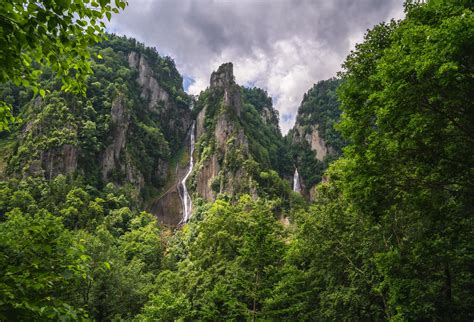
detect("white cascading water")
[293,168,301,193]
[180,121,195,223]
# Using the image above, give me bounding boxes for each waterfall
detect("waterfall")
[293,168,301,193]
[180,121,195,223]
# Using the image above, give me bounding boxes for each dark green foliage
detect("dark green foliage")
[271,2,474,321]
[268,179,387,321]
[1,1,473,320]
[241,90,293,177]
[0,208,89,320]
[0,0,127,130]
[335,2,474,318]
[0,176,163,320]
[140,196,286,321]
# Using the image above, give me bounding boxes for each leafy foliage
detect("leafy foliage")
[296,78,344,151]
[140,196,286,320]
[1,1,473,321]
[0,0,127,130]
[0,176,163,320]
[0,208,89,320]
[272,2,474,321]
[241,87,293,177]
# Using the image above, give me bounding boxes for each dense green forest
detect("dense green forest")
[1,0,473,321]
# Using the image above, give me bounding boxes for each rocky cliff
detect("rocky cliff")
[192,63,255,201]
[288,78,343,198]
[0,35,341,226]
[188,63,293,207]
[1,35,191,214]
[292,123,335,162]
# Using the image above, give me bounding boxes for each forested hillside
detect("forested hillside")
[0,35,191,202]
[0,1,473,321]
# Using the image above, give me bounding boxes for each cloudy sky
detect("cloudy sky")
[109,0,404,133]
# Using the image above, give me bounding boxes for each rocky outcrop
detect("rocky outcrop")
[194,63,254,202]
[40,144,78,180]
[21,119,79,179]
[148,126,195,225]
[210,62,235,88]
[261,106,279,129]
[5,40,194,222]
[195,113,251,201]
[101,96,129,180]
[149,189,182,226]
[99,95,147,192]
[289,78,343,200]
[16,95,79,180]
[295,124,335,162]
[128,51,139,68]
[196,154,220,201]
[210,62,242,117]
[124,154,145,192]
[125,51,193,224]
[196,105,207,139]
[128,51,170,111]
[128,51,191,147]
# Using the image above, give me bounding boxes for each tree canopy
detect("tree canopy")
[0,0,472,320]
[0,0,127,130]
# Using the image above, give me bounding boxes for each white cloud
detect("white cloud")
[109,0,404,134]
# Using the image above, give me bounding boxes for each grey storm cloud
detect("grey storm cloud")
[109,0,404,133]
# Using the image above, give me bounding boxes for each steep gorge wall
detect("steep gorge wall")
[193,63,256,202]
[289,78,343,199]
[1,37,191,224]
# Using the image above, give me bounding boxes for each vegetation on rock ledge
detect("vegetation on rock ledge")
[0,1,473,320]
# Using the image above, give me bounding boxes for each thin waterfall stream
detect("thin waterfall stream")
[293,168,301,193]
[180,121,195,223]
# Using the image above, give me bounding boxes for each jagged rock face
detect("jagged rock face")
[128,51,139,68]
[196,154,220,200]
[210,62,235,88]
[215,113,233,148]
[19,107,79,180]
[129,51,170,111]
[40,144,78,180]
[101,96,129,180]
[289,78,343,200]
[261,106,279,129]
[149,189,182,226]
[223,86,242,117]
[100,52,190,196]
[295,124,335,162]
[3,39,194,225]
[307,125,335,161]
[194,63,254,201]
[128,51,191,147]
[289,123,334,200]
[196,105,207,139]
[148,128,195,225]
[148,156,187,226]
[210,62,242,117]
[99,96,146,191]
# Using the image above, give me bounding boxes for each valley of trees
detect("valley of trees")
[0,1,473,321]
